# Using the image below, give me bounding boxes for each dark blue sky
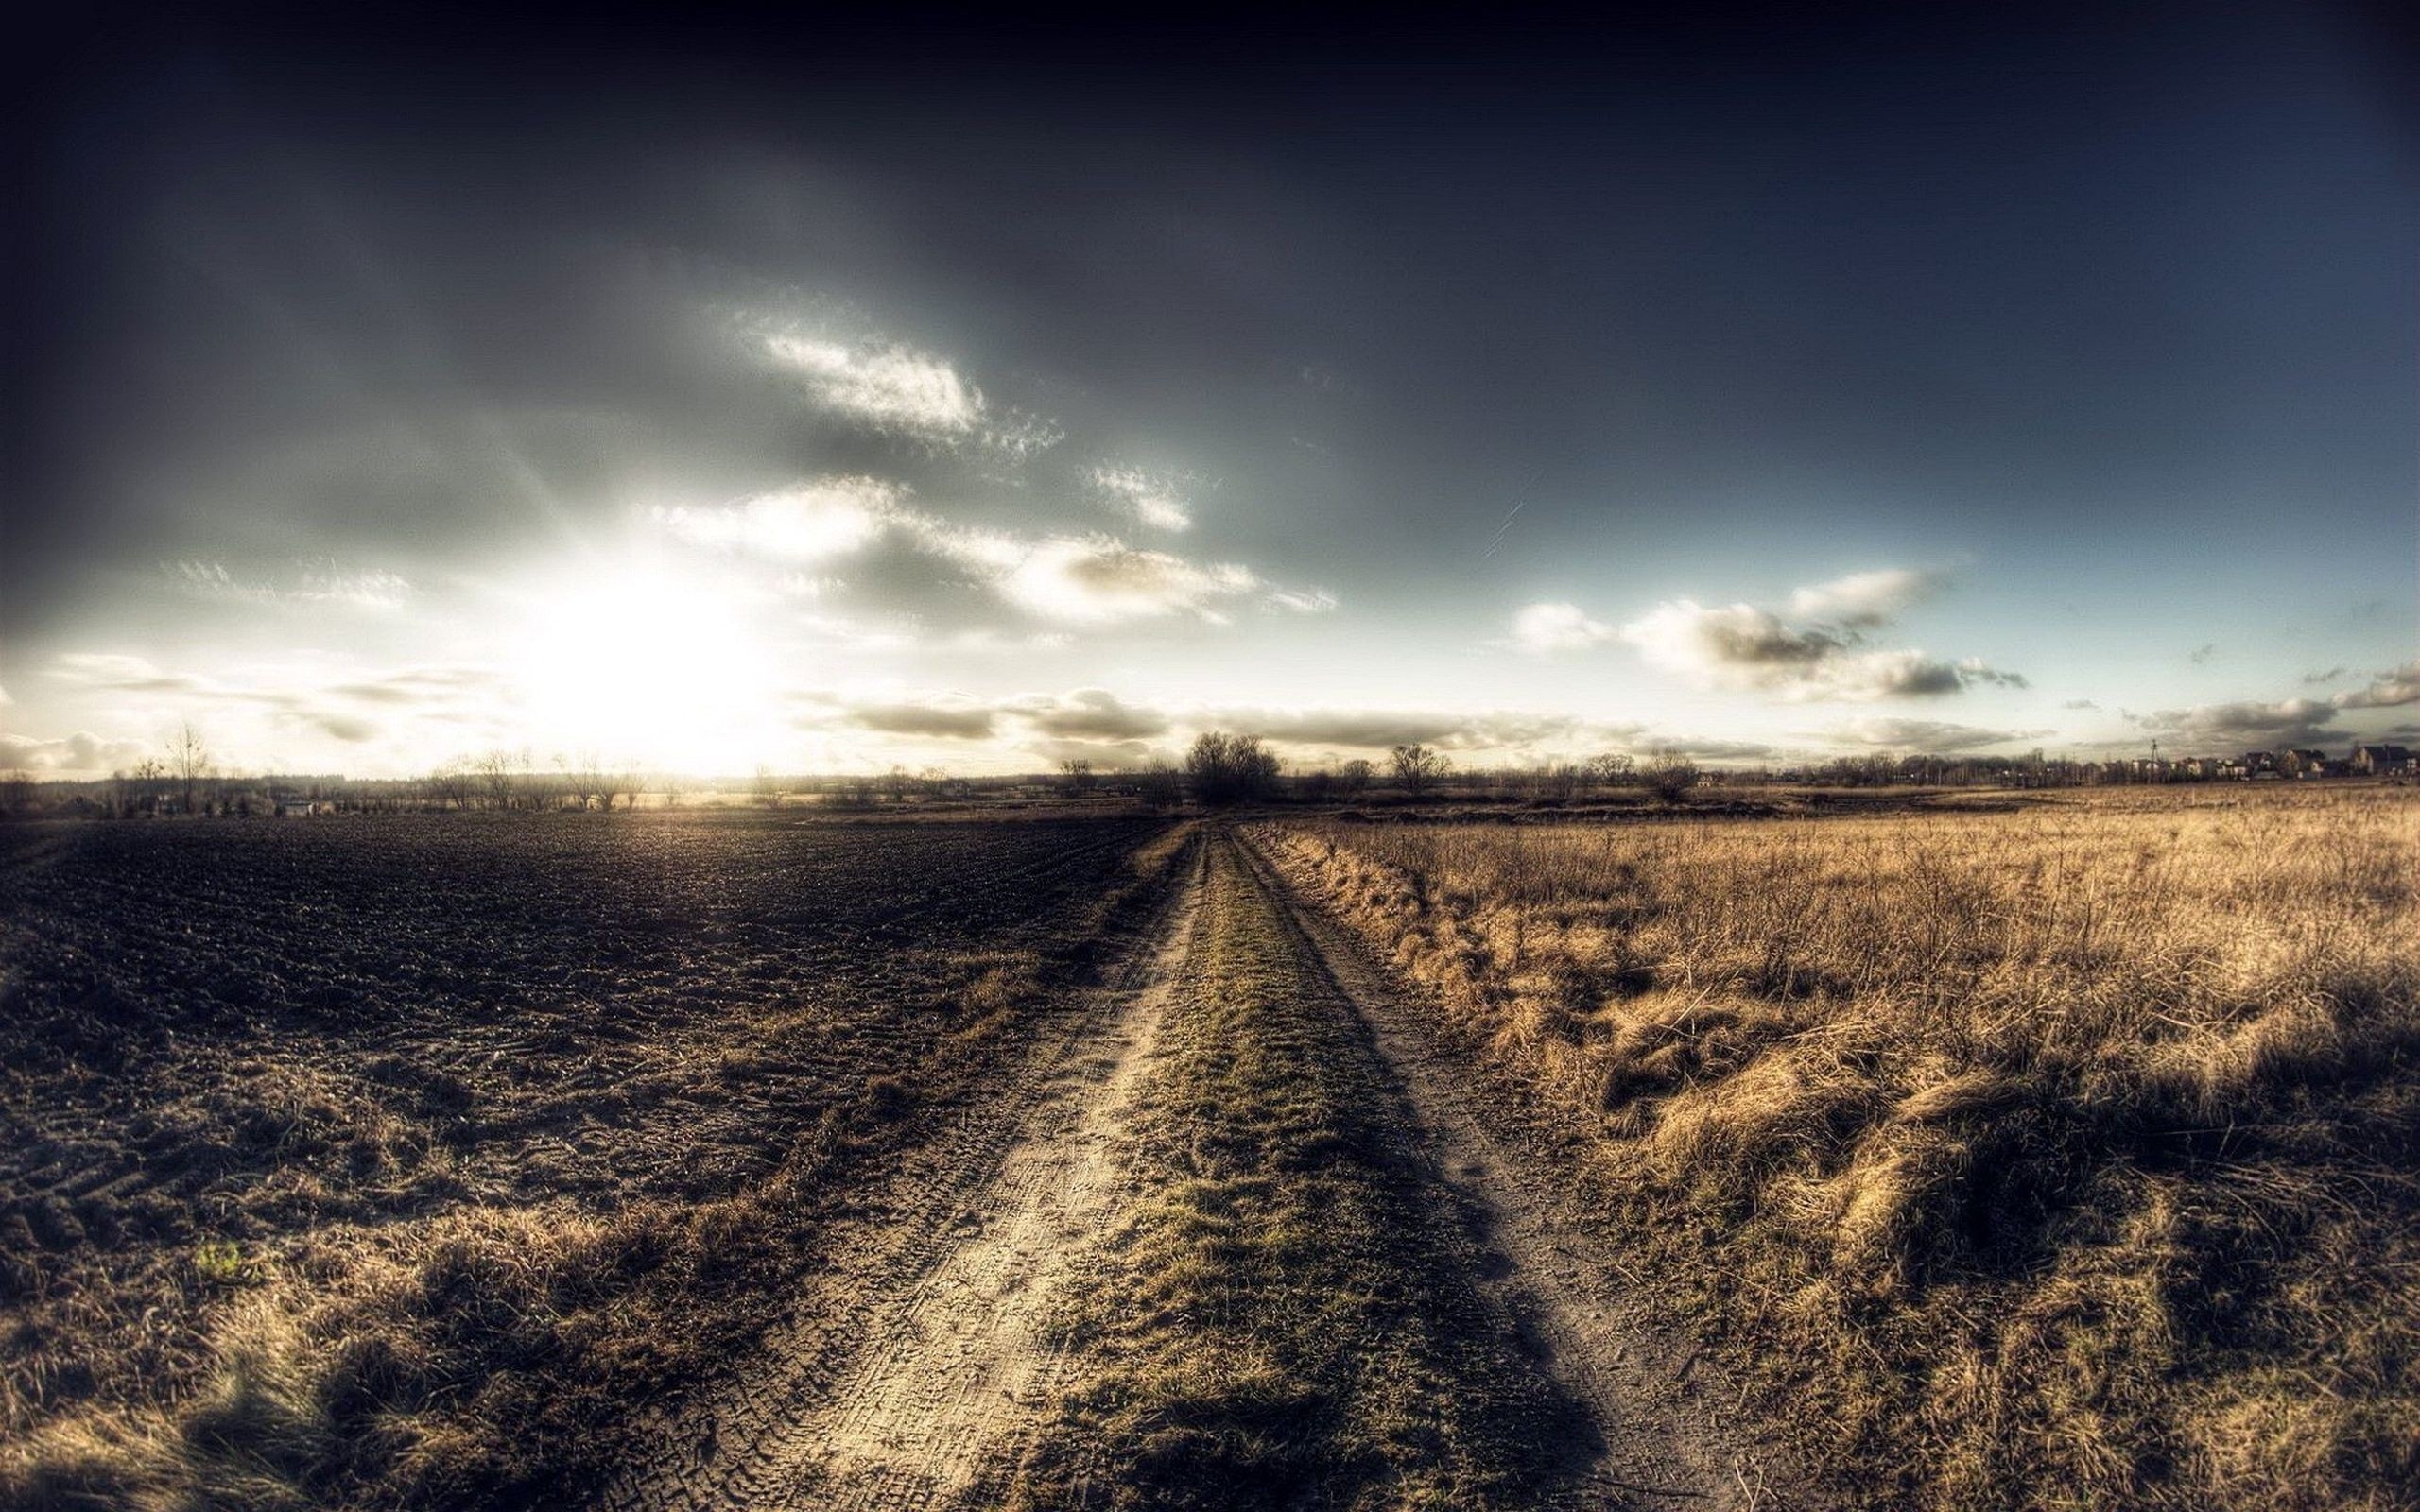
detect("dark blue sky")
[6,7,2415,773]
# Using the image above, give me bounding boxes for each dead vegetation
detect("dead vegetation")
[0,812,1182,1510]
[1002,833,1584,1509]
[1259,785,2420,1510]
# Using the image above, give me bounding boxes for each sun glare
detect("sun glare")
[510,560,778,772]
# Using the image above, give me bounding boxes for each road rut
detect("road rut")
[595,841,1205,1511]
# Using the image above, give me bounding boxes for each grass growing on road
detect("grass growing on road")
[1005,834,1582,1511]
[1263,785,2420,1511]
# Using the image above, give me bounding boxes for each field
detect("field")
[3,786,2413,1510]
[0,811,1184,1507]
[1260,784,2420,1510]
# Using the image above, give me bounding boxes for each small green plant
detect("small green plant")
[192,1239,250,1287]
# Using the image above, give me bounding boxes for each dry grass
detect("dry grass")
[1259,784,2420,1510]
[1004,834,1580,1509]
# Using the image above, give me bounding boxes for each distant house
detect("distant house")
[272,794,324,816]
[2241,750,2281,778]
[2350,744,2414,778]
[2281,748,2329,778]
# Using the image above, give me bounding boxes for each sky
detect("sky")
[6,8,2416,778]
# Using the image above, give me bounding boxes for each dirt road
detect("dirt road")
[597,828,1806,1509]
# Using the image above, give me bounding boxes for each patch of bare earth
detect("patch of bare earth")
[596,840,1207,1510]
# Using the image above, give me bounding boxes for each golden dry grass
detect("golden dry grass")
[1260,784,2420,1510]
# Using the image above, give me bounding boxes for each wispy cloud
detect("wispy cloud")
[998,538,1262,624]
[1787,567,1945,627]
[765,335,983,437]
[163,560,410,609]
[760,331,1061,455]
[1091,467,1194,532]
[656,478,903,562]
[657,478,1322,628]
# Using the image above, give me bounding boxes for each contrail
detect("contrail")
[1479,468,1540,560]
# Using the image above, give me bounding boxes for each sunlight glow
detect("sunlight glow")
[510,558,783,771]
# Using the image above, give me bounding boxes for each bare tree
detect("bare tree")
[1337,758,1374,797]
[752,764,784,809]
[1186,731,1280,805]
[1585,752,1635,790]
[1136,762,1184,807]
[560,751,601,812]
[1390,743,1448,799]
[425,761,474,811]
[474,750,515,810]
[1534,761,1583,801]
[660,770,686,809]
[585,755,634,812]
[1057,757,1096,797]
[168,722,211,816]
[1642,748,1700,802]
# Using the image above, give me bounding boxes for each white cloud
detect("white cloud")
[1092,467,1194,531]
[1787,567,1944,627]
[657,480,1316,629]
[997,537,1262,625]
[294,566,412,608]
[2331,658,2420,710]
[1619,595,2020,702]
[765,335,983,437]
[1266,588,1339,614]
[1620,600,1838,683]
[1510,601,1619,655]
[656,477,904,562]
[0,731,154,774]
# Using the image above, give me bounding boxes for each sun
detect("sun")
[510,558,781,772]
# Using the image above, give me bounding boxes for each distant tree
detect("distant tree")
[561,752,599,811]
[425,761,474,811]
[1297,768,1336,801]
[752,764,784,809]
[1186,731,1280,805]
[1337,758,1374,797]
[474,750,515,810]
[918,765,949,799]
[1057,757,1096,797]
[1534,761,1583,801]
[596,759,638,811]
[1136,762,1184,807]
[1,769,32,818]
[1390,743,1448,799]
[884,765,912,804]
[168,722,211,816]
[660,770,686,809]
[1584,752,1635,790]
[1643,749,1700,802]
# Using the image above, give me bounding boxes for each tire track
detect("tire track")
[1235,828,1818,1511]
[594,839,1204,1512]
